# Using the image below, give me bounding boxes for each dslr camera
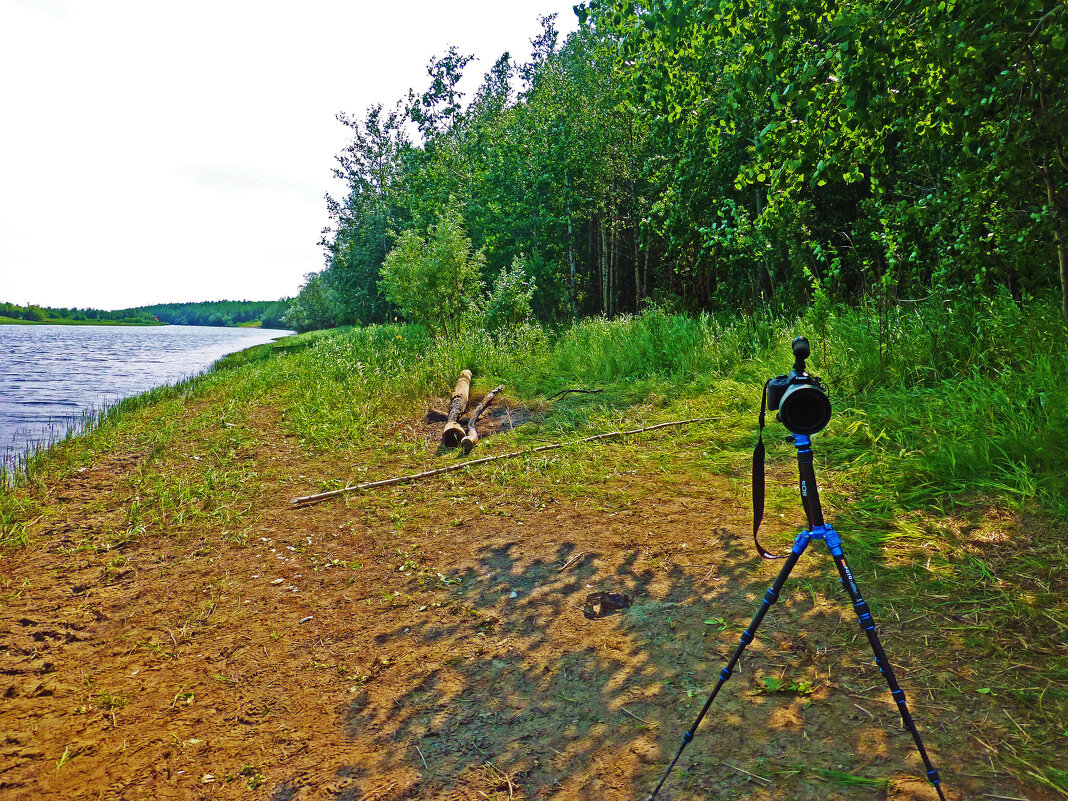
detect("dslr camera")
[766,336,831,435]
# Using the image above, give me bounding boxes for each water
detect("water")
[0,324,292,471]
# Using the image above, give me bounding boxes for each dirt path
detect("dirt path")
[0,414,1056,800]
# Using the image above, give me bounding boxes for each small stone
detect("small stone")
[271,578,284,585]
[509,591,519,599]
[299,616,313,624]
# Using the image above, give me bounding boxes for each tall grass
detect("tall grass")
[806,291,1068,517]
[257,294,1067,521]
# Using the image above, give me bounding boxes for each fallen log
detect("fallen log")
[441,369,473,446]
[461,384,505,454]
[289,416,716,508]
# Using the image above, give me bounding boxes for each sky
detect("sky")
[0,0,580,310]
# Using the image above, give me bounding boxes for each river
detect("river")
[0,324,292,472]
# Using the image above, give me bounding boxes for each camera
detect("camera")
[766,336,831,435]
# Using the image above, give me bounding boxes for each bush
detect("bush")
[379,202,484,338]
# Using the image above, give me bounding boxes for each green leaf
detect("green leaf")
[760,676,784,693]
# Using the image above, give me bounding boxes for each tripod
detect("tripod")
[649,433,947,800]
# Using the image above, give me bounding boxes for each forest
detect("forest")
[283,0,1068,333]
[119,300,290,329]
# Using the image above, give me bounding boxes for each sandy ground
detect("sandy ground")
[0,405,1056,800]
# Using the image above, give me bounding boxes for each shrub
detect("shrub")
[379,203,484,338]
[484,255,536,330]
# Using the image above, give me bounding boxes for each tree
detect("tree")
[283,273,336,332]
[379,203,485,337]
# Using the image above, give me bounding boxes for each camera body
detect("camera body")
[767,337,831,435]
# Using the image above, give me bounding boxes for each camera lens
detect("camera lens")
[779,383,832,435]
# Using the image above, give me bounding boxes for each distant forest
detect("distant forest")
[119,300,290,329]
[281,1,1067,332]
[0,300,289,328]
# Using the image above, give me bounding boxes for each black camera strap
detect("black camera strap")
[752,379,784,560]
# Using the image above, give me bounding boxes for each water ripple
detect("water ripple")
[0,324,291,469]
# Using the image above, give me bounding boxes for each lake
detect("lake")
[0,324,292,471]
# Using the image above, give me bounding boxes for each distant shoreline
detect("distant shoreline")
[0,315,163,327]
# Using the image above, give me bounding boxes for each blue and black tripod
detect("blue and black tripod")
[649,337,947,800]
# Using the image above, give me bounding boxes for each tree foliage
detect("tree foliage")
[283,2,1068,332]
[484,254,537,330]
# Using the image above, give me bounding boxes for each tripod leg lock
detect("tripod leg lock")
[683,731,694,744]
[853,600,875,632]
[763,588,779,604]
[719,666,733,681]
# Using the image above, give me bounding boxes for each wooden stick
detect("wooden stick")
[441,369,472,446]
[720,762,771,785]
[461,384,505,454]
[546,388,603,401]
[289,416,715,507]
[621,707,658,727]
[558,551,585,572]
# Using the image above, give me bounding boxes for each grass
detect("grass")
[1,290,1066,793]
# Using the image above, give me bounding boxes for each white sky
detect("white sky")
[0,0,579,310]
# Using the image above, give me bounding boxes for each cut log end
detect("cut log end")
[442,421,466,446]
[460,433,478,454]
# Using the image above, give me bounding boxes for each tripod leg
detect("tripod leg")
[648,538,809,800]
[831,549,947,801]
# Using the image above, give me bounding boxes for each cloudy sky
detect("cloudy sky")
[0,0,580,310]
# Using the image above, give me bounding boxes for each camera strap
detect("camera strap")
[752,379,783,559]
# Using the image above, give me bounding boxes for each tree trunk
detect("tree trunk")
[1040,167,1068,327]
[643,245,649,300]
[1059,220,1068,327]
[627,226,636,316]
[610,218,617,317]
[564,171,578,320]
[600,219,609,315]
[441,369,472,446]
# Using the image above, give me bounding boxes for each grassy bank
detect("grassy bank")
[1,293,1065,797]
